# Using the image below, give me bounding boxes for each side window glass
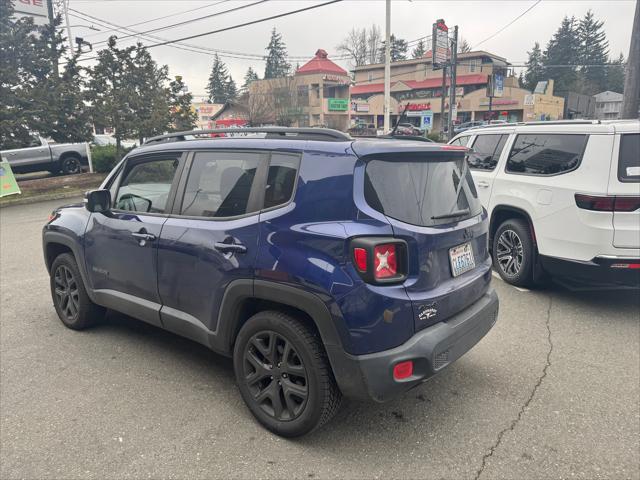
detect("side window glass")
[263,153,300,209]
[115,158,178,213]
[506,134,588,175]
[449,136,468,147]
[181,151,262,218]
[618,133,640,182]
[469,134,507,171]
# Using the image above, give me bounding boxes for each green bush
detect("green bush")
[91,145,133,173]
[427,132,443,143]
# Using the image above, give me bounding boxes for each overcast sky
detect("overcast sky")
[68,0,636,99]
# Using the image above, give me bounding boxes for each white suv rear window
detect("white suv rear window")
[618,133,640,182]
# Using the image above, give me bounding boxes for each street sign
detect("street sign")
[432,19,449,69]
[0,161,21,197]
[327,98,348,111]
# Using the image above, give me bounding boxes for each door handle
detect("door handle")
[132,231,156,243]
[477,181,490,188]
[214,241,247,254]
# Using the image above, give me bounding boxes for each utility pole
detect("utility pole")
[47,0,58,77]
[621,0,639,118]
[63,0,74,56]
[447,25,458,141]
[383,0,391,133]
[440,65,447,138]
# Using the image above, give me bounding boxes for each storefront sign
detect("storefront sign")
[524,94,535,106]
[0,161,21,197]
[432,19,449,68]
[323,75,350,84]
[352,102,370,112]
[12,0,49,26]
[480,99,519,107]
[328,98,348,111]
[405,103,432,111]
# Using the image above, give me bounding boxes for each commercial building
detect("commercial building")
[191,102,223,130]
[351,50,565,131]
[248,49,350,130]
[594,91,624,120]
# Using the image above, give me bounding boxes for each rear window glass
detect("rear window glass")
[469,134,508,171]
[618,133,640,182]
[364,155,483,227]
[506,134,587,175]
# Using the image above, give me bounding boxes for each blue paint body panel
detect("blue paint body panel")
[43,136,494,357]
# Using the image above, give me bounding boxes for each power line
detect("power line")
[61,0,344,67]
[82,0,231,38]
[69,9,349,62]
[472,0,542,49]
[72,0,269,47]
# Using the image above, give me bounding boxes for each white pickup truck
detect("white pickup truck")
[1,134,88,175]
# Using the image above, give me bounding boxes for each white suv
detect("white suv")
[450,120,640,288]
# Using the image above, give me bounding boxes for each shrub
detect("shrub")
[427,132,443,143]
[91,145,133,173]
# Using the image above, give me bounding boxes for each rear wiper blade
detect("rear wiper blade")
[431,208,470,220]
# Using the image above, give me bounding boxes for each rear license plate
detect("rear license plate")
[449,242,476,277]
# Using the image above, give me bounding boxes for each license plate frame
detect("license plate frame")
[449,242,476,277]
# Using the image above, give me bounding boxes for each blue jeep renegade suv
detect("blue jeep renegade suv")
[43,127,499,437]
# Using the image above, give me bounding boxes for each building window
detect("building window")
[469,59,480,73]
[368,72,373,81]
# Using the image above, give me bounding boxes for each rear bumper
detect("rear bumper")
[327,289,499,402]
[540,255,640,288]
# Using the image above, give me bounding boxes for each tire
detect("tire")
[50,253,104,330]
[60,155,81,175]
[492,218,535,287]
[233,310,342,437]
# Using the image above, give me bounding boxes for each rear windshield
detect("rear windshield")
[364,155,482,227]
[618,133,640,182]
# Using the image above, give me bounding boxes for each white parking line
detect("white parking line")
[491,270,530,292]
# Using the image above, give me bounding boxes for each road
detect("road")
[1,199,638,480]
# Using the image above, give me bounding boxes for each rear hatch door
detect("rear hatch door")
[609,131,640,249]
[354,142,492,332]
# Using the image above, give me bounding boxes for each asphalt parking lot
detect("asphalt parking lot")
[1,199,639,480]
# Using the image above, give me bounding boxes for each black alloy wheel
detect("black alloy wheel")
[49,253,104,329]
[61,156,81,175]
[53,264,80,322]
[242,330,309,421]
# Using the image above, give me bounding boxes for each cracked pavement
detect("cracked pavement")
[1,199,639,480]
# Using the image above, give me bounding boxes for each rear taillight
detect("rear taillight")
[610,263,640,269]
[351,237,407,284]
[373,243,398,279]
[575,194,640,212]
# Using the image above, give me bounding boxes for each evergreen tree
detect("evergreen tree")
[577,10,609,93]
[87,36,139,158]
[206,54,231,103]
[242,67,259,92]
[411,39,425,59]
[168,76,197,132]
[264,28,291,78]
[606,53,626,93]
[518,71,525,87]
[225,76,238,101]
[543,16,580,94]
[378,34,408,62]
[524,42,544,91]
[458,38,472,54]
[128,45,171,144]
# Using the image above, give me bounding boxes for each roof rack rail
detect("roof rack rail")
[465,119,604,132]
[144,127,352,145]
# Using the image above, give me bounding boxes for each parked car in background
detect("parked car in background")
[1,134,88,175]
[450,119,640,289]
[348,123,377,137]
[93,135,137,149]
[397,123,425,136]
[43,127,499,437]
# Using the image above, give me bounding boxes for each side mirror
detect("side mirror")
[85,189,111,213]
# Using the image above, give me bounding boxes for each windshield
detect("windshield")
[364,154,482,227]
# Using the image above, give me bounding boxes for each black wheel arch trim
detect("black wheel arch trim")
[489,205,537,244]
[43,230,96,303]
[215,279,367,399]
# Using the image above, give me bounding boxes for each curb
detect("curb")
[0,191,85,208]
